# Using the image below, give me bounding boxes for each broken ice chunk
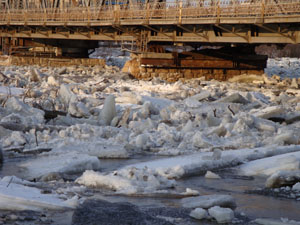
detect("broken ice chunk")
[265,171,300,188]
[190,208,209,220]
[253,106,285,119]
[207,115,221,127]
[205,171,221,179]
[58,84,77,106]
[76,167,176,195]
[19,152,101,180]
[181,194,236,209]
[68,102,90,118]
[100,95,117,125]
[217,93,249,105]
[239,152,300,177]
[0,181,74,211]
[208,206,234,224]
[47,76,60,86]
[192,132,213,148]
[4,97,45,125]
[292,182,300,191]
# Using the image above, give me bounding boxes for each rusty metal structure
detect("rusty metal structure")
[0,0,300,79]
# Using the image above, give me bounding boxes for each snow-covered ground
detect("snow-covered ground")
[265,58,300,79]
[90,46,130,68]
[0,57,300,224]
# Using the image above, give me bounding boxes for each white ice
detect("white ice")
[181,194,236,209]
[189,208,209,220]
[0,180,75,211]
[124,145,300,179]
[0,86,24,96]
[238,151,300,176]
[76,166,176,195]
[19,152,101,180]
[208,206,234,224]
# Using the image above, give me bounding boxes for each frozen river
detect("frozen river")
[0,58,300,224]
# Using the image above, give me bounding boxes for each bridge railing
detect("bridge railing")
[0,0,300,24]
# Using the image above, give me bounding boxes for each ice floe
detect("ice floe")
[182,194,236,209]
[76,167,176,195]
[0,178,75,211]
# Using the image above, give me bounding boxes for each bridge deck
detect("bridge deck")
[1,1,300,26]
[0,0,300,44]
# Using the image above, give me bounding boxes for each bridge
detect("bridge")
[1,0,300,45]
[0,0,300,80]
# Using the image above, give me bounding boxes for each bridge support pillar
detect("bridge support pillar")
[0,38,96,58]
[123,44,267,81]
[1,37,11,55]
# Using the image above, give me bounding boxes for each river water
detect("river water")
[1,153,300,225]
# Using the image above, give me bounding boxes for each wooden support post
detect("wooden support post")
[217,0,220,22]
[179,1,182,24]
[88,6,91,25]
[114,5,120,24]
[261,0,265,21]
[145,2,149,23]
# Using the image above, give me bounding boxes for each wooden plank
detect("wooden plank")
[181,59,233,68]
[140,58,175,67]
[140,53,173,59]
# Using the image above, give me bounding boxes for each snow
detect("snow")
[208,206,234,224]
[76,170,133,192]
[76,167,176,195]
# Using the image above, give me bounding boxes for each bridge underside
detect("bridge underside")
[0,23,299,44]
[0,23,287,80]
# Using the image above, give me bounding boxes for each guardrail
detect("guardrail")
[0,0,299,25]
